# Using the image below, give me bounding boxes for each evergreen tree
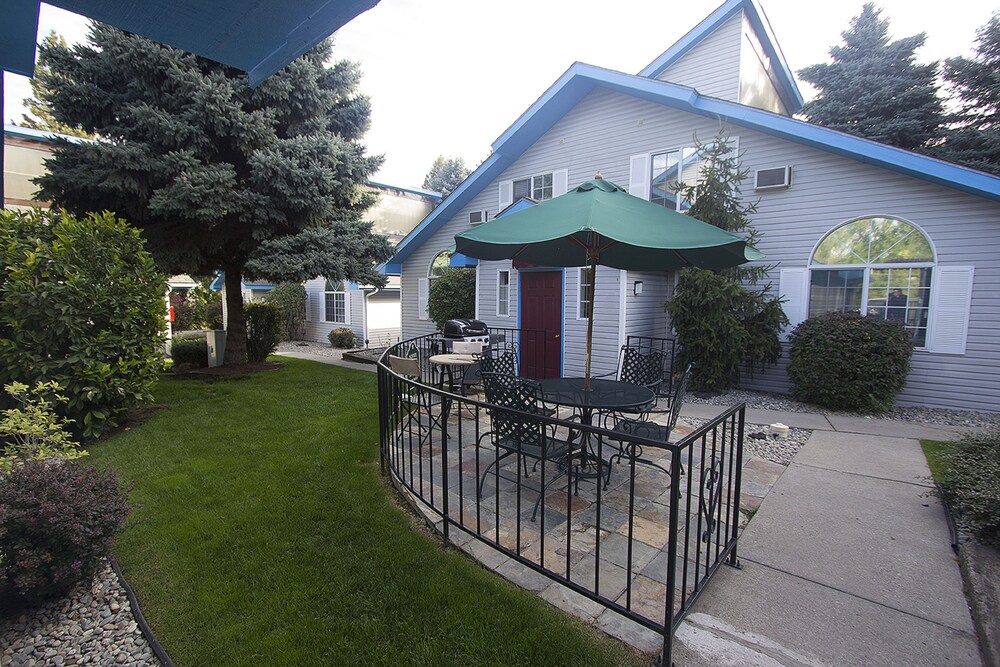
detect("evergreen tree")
[422,156,470,196]
[34,24,391,364]
[936,14,1000,175]
[667,131,787,392]
[19,32,92,139]
[798,4,944,152]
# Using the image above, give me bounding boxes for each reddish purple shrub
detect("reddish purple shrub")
[0,460,131,601]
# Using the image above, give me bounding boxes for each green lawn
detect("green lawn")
[88,358,644,667]
[920,439,952,481]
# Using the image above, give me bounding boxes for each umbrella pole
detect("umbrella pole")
[584,252,597,391]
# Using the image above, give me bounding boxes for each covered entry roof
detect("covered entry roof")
[3,0,379,85]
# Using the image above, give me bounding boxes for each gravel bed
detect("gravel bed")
[1,561,163,667]
[686,388,1000,430]
[275,340,346,358]
[684,417,809,466]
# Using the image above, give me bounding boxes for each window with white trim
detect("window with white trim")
[649,142,722,211]
[809,217,934,346]
[324,279,347,323]
[513,173,554,201]
[497,270,510,317]
[578,267,593,319]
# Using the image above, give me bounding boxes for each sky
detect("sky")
[3,0,996,189]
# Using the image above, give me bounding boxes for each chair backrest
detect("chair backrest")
[389,354,421,380]
[618,346,666,393]
[664,363,693,433]
[480,348,518,377]
[482,372,543,448]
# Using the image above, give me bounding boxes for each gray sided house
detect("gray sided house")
[385,0,1000,412]
[303,183,440,347]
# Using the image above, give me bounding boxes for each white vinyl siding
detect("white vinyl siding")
[655,10,743,102]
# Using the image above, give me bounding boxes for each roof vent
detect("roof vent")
[755,166,792,191]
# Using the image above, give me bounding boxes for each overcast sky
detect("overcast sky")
[3,0,995,189]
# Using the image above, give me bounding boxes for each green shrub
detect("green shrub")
[245,302,282,362]
[0,460,130,602]
[1,381,86,474]
[327,327,356,348]
[938,431,1000,547]
[171,337,209,367]
[788,312,913,412]
[428,268,475,330]
[0,209,166,440]
[265,283,307,341]
[666,268,787,392]
[205,302,224,330]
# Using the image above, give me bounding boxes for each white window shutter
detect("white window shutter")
[498,180,513,211]
[344,290,352,326]
[304,293,313,322]
[418,278,429,321]
[553,169,569,197]
[778,267,809,340]
[927,266,974,355]
[629,154,650,200]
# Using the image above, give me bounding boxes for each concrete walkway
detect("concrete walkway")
[672,407,982,667]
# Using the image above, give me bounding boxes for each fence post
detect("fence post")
[728,406,745,568]
[661,450,683,666]
[440,388,450,544]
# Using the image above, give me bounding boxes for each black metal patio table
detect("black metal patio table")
[534,377,655,482]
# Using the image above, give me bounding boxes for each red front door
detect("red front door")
[519,270,562,378]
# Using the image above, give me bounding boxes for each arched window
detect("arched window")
[429,250,454,280]
[809,216,934,346]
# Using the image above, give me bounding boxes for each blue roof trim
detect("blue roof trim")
[374,60,1000,272]
[638,0,803,113]
[2,0,41,76]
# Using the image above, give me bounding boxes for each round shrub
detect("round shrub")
[787,312,913,412]
[0,460,130,602]
[244,301,282,362]
[328,327,356,349]
[427,268,475,330]
[0,209,166,440]
[171,337,208,367]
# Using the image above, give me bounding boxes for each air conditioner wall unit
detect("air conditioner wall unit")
[755,166,792,190]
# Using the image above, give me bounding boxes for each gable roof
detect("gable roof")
[385,62,1000,274]
[639,0,803,113]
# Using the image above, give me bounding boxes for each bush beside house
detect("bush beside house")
[0,209,166,440]
[787,312,913,413]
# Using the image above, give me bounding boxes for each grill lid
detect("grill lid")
[443,318,488,338]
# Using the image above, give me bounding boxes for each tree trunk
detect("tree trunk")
[223,266,248,365]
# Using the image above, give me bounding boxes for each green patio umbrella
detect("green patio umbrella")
[454,177,763,386]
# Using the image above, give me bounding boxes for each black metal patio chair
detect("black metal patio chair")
[388,354,446,444]
[595,344,665,428]
[604,363,693,489]
[477,372,579,521]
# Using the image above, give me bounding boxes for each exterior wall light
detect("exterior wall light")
[633,280,644,296]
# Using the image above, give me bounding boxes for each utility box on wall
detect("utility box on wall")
[206,330,226,368]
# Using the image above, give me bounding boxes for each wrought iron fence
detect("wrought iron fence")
[377,331,744,665]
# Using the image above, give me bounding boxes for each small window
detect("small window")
[497,270,510,317]
[324,279,347,323]
[578,267,593,319]
[429,250,453,279]
[513,172,555,202]
[650,142,724,211]
[469,210,486,225]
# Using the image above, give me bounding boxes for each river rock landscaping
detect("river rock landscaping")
[1,561,162,667]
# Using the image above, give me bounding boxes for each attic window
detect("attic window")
[469,210,488,225]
